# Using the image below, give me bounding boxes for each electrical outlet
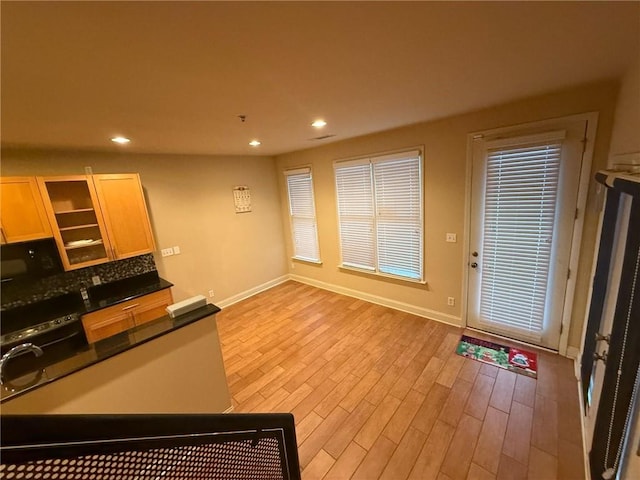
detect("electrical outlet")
[208,290,215,298]
[447,297,455,306]
[91,275,102,286]
[161,247,174,257]
[446,233,457,243]
[173,245,181,255]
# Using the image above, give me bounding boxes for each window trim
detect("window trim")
[333,147,425,284]
[284,166,321,264]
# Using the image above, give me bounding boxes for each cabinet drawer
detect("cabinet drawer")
[82,310,134,344]
[132,289,173,327]
[81,288,173,343]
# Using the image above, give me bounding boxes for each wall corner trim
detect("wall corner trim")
[288,274,462,327]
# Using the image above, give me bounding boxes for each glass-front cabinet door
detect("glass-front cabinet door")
[37,175,112,270]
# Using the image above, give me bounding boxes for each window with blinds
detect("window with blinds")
[479,141,562,338]
[334,150,423,281]
[284,168,320,263]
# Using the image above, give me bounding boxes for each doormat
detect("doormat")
[455,335,538,378]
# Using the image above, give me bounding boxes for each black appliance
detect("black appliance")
[0,293,87,382]
[0,238,63,283]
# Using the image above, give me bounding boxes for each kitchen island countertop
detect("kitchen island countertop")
[1,303,221,403]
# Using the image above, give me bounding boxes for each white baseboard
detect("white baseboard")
[288,274,462,327]
[567,346,581,361]
[216,275,290,309]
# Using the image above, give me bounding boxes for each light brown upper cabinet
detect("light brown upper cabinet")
[37,175,112,270]
[37,174,156,270]
[92,174,155,260]
[0,177,53,244]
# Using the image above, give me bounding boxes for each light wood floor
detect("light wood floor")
[216,281,585,480]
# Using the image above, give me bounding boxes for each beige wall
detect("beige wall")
[1,150,288,304]
[1,80,620,352]
[610,58,640,157]
[275,81,619,350]
[1,315,231,413]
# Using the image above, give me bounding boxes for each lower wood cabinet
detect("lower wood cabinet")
[81,289,173,343]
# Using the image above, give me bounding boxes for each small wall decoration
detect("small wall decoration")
[233,186,252,213]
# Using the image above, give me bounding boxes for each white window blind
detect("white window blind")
[335,161,376,270]
[479,141,562,338]
[285,168,320,263]
[335,150,423,281]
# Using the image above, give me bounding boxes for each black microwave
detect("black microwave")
[0,238,63,283]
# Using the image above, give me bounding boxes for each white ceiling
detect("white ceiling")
[2,1,639,157]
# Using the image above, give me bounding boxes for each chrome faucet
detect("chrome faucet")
[0,343,43,384]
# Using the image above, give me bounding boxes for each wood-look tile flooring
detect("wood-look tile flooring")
[216,281,585,480]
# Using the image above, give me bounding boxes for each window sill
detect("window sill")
[292,257,323,266]
[338,264,427,286]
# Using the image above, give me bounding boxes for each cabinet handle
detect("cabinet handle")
[122,304,140,311]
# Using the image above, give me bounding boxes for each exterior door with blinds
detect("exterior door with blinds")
[467,119,586,349]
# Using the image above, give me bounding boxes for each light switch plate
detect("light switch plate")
[446,233,457,243]
[161,247,174,257]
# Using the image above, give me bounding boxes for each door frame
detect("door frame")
[462,112,599,356]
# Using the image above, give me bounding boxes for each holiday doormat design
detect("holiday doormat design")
[455,335,538,378]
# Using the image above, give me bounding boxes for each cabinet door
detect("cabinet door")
[92,174,156,260]
[82,308,134,344]
[37,175,112,271]
[131,289,173,326]
[0,177,52,243]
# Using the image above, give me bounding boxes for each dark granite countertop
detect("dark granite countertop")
[82,272,174,314]
[1,303,221,403]
[1,272,174,335]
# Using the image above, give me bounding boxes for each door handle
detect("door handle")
[470,262,478,269]
[472,251,479,257]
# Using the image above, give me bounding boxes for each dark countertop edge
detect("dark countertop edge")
[1,303,221,404]
[1,273,174,318]
[81,277,174,314]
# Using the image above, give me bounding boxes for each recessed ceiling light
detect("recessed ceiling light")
[111,136,130,144]
[249,140,261,147]
[311,120,327,128]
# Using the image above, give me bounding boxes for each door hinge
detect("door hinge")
[575,208,579,220]
[560,323,564,335]
[567,268,571,280]
[581,137,588,155]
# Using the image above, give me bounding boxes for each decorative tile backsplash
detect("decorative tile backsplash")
[1,254,157,310]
